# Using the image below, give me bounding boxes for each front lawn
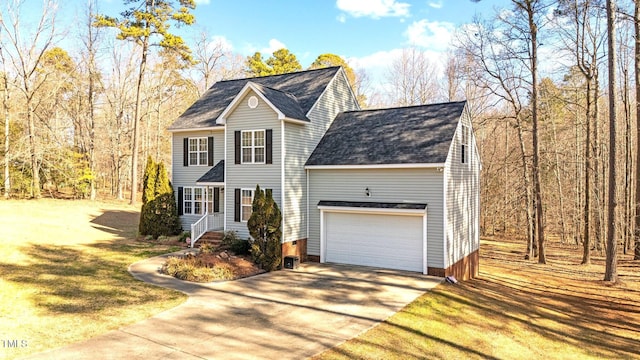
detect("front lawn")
[315,237,640,360]
[0,199,187,359]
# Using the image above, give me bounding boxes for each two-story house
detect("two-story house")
[167,66,480,279]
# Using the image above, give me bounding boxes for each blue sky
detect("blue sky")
[96,0,504,64]
[19,0,508,90]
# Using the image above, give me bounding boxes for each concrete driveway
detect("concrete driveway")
[25,251,442,360]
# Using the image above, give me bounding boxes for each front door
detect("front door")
[206,186,222,214]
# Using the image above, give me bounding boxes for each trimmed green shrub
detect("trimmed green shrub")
[247,185,282,271]
[139,192,182,238]
[139,160,181,238]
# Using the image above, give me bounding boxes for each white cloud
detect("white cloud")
[428,1,443,9]
[403,19,455,52]
[336,0,410,19]
[209,35,234,52]
[336,13,347,23]
[261,39,287,54]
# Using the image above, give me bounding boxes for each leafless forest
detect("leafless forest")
[1,0,639,279]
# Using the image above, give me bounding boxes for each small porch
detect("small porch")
[190,160,225,247]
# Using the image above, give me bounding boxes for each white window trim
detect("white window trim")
[461,124,469,165]
[188,137,208,166]
[241,129,266,164]
[240,188,255,222]
[183,186,207,215]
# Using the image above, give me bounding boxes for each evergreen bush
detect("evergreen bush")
[139,159,181,238]
[247,185,282,271]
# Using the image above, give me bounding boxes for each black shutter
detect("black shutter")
[461,145,466,164]
[214,187,220,213]
[266,129,273,164]
[177,187,184,215]
[235,131,241,164]
[183,138,189,167]
[207,137,214,166]
[234,188,241,222]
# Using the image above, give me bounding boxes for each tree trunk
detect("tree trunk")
[583,78,592,264]
[604,0,618,282]
[2,71,9,199]
[527,2,546,264]
[130,37,149,206]
[634,0,640,260]
[516,115,535,259]
[27,99,40,198]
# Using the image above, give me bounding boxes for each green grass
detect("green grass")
[0,199,187,359]
[314,238,640,360]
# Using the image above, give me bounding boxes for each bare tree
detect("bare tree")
[604,0,618,282]
[95,0,196,206]
[0,0,59,198]
[385,47,440,106]
[634,0,640,260]
[193,31,226,95]
[0,28,10,198]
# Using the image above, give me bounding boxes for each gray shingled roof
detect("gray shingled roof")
[318,200,427,210]
[196,160,224,183]
[306,101,466,166]
[252,83,309,122]
[168,67,340,130]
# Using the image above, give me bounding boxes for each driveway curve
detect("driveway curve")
[25,250,442,360]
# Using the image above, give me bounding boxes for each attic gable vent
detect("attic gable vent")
[248,96,258,109]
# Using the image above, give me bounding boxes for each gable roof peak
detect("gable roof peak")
[168,66,342,131]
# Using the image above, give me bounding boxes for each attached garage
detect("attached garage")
[318,201,427,273]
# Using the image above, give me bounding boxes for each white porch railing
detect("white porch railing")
[190,212,224,248]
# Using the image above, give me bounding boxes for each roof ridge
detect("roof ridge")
[343,100,466,114]
[216,66,341,84]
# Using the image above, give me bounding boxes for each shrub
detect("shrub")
[247,185,282,271]
[161,255,234,282]
[199,242,217,255]
[139,193,182,238]
[178,231,190,242]
[139,159,181,238]
[221,230,251,255]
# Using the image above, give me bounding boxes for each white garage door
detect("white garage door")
[324,212,424,272]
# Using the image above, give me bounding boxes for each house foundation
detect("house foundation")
[428,249,479,280]
[282,238,307,263]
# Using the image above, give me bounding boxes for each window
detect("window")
[241,130,265,164]
[461,124,469,164]
[188,137,208,166]
[241,189,254,222]
[183,186,206,215]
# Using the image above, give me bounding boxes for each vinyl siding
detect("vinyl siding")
[307,168,445,269]
[172,130,225,229]
[443,110,481,268]
[225,90,282,239]
[283,70,359,242]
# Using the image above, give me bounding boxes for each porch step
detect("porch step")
[197,231,224,248]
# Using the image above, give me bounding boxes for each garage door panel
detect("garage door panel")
[325,212,423,272]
